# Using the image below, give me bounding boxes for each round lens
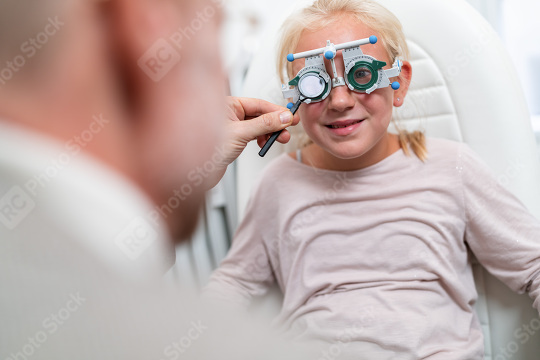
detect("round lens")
[299,74,325,99]
[353,67,372,85]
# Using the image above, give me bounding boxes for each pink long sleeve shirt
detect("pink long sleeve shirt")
[204,137,540,359]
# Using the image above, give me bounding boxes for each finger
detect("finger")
[276,130,291,144]
[257,136,267,149]
[247,112,300,125]
[232,97,288,119]
[241,110,294,141]
[291,112,301,126]
[257,129,291,148]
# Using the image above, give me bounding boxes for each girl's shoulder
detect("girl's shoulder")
[423,137,484,164]
[423,136,463,157]
[421,137,498,185]
[420,136,474,167]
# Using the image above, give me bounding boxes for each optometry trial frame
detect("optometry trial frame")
[259,35,402,157]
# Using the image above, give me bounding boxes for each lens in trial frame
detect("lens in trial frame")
[352,67,372,85]
[346,59,386,92]
[298,74,326,99]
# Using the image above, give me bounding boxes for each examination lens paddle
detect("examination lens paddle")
[258,99,303,157]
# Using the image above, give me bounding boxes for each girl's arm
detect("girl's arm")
[460,143,540,315]
[202,181,277,308]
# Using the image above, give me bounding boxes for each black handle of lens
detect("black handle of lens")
[259,99,303,157]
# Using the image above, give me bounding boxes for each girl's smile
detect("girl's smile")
[324,118,365,136]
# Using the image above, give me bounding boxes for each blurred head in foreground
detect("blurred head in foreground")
[0,0,227,240]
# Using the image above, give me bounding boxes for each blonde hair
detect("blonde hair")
[276,0,427,161]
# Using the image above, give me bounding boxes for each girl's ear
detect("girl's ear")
[393,60,412,107]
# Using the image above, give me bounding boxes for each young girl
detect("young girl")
[204,0,540,358]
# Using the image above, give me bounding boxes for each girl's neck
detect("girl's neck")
[301,133,402,171]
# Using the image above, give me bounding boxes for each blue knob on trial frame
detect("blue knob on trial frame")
[391,82,400,90]
[287,102,294,110]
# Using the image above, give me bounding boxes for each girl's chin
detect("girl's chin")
[323,145,369,160]
[306,133,375,159]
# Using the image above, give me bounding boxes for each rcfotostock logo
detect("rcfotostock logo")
[0,114,110,231]
[5,292,86,360]
[138,39,181,82]
[160,320,208,360]
[138,0,224,82]
[114,217,158,261]
[0,186,36,230]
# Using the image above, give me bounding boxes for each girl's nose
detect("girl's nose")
[327,85,355,112]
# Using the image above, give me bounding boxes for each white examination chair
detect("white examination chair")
[237,0,540,358]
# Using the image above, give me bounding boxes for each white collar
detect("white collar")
[0,120,175,280]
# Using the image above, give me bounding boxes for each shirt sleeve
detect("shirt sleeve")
[460,143,540,314]
[202,175,276,308]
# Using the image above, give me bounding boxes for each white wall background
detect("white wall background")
[498,0,540,142]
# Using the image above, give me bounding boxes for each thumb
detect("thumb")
[240,110,294,140]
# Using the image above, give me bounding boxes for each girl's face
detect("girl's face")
[292,16,409,164]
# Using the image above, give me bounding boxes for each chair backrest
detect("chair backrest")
[238,0,540,358]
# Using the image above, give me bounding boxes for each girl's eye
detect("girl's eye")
[354,68,372,85]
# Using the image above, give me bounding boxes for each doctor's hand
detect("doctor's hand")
[224,97,300,162]
[205,97,300,189]
[221,97,300,163]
